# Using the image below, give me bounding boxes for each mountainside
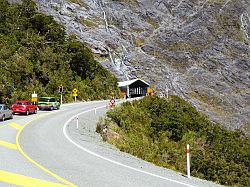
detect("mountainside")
[33,0,249,131]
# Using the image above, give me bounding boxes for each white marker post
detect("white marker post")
[94,107,97,115]
[186,144,191,178]
[165,85,169,98]
[59,85,63,105]
[76,116,79,129]
[60,93,63,105]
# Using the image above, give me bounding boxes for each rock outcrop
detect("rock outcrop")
[34,0,250,132]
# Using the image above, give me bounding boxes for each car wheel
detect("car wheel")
[10,114,13,119]
[34,109,37,114]
[50,107,53,111]
[26,110,29,116]
[1,115,5,121]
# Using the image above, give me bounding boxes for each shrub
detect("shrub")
[99,95,250,186]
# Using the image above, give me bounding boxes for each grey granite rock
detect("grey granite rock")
[33,0,250,133]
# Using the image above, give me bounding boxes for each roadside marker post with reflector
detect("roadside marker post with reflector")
[186,144,191,178]
[94,107,97,115]
[59,85,63,105]
[76,116,79,129]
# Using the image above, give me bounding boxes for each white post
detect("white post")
[127,85,130,98]
[94,107,97,115]
[166,86,169,98]
[60,93,63,105]
[76,116,79,129]
[74,96,76,102]
[187,144,191,178]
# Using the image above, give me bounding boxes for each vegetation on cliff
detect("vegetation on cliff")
[0,0,118,104]
[97,96,250,186]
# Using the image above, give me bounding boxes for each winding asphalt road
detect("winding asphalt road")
[0,101,222,187]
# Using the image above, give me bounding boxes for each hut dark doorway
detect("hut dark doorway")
[118,79,150,98]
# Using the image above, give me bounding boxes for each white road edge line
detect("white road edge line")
[63,105,196,187]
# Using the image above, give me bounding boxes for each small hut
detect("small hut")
[118,79,150,98]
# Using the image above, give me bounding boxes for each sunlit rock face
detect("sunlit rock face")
[34,0,249,132]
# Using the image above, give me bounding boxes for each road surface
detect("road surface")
[0,101,222,187]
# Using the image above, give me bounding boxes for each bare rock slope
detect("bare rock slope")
[35,0,250,132]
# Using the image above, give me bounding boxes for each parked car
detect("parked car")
[11,100,37,115]
[0,104,13,121]
[37,97,60,110]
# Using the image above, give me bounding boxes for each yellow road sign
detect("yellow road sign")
[72,88,78,93]
[31,97,38,102]
[72,93,78,97]
[31,93,38,102]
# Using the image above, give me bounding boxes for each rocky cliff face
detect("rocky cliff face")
[34,0,249,132]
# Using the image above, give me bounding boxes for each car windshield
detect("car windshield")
[39,98,49,102]
[49,98,56,102]
[16,102,24,105]
[39,98,56,102]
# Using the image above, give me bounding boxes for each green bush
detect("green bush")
[100,95,250,186]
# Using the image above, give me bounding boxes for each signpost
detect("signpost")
[109,97,116,109]
[72,88,78,102]
[59,85,64,105]
[147,87,153,96]
[31,92,37,104]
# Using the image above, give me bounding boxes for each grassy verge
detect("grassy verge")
[97,95,250,186]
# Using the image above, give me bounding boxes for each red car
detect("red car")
[11,100,37,115]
